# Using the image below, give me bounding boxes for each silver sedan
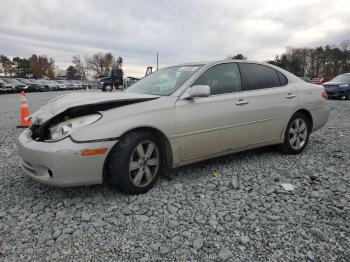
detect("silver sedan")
[18,60,330,194]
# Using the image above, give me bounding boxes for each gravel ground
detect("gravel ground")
[0,91,349,261]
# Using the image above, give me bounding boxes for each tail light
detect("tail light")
[321,91,328,99]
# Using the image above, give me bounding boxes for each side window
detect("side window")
[277,71,288,86]
[192,63,242,95]
[239,63,281,91]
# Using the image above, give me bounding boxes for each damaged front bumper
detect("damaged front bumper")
[17,129,117,187]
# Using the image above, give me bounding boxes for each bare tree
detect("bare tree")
[85,52,123,78]
[72,55,87,80]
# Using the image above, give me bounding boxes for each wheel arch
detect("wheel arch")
[103,126,174,182]
[295,108,313,131]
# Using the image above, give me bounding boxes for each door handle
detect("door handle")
[286,93,296,99]
[235,99,249,105]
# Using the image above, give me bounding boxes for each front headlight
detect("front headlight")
[339,84,349,88]
[49,114,101,141]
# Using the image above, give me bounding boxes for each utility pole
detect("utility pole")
[156,52,159,71]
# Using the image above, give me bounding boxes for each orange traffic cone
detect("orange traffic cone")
[17,91,32,128]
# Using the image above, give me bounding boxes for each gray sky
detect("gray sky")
[0,0,349,77]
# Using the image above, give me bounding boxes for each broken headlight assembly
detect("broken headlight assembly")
[49,114,101,142]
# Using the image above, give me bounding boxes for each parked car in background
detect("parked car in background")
[31,79,47,92]
[18,60,330,194]
[322,73,350,99]
[68,80,82,90]
[83,80,98,90]
[2,78,28,92]
[0,78,15,93]
[57,80,74,90]
[17,78,34,92]
[53,80,68,90]
[38,79,59,91]
[73,80,84,89]
[17,78,44,92]
[300,77,313,83]
[313,77,333,85]
[50,80,66,91]
[0,80,5,93]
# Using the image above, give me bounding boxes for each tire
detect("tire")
[279,112,310,154]
[105,131,162,194]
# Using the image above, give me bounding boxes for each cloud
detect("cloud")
[0,0,349,77]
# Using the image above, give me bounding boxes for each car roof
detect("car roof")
[174,59,279,67]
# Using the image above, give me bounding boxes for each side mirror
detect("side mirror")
[182,85,210,99]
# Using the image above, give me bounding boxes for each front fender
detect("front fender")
[70,97,177,142]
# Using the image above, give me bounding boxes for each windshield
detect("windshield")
[332,74,350,83]
[124,65,202,96]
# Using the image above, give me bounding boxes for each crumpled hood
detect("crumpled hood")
[31,92,160,125]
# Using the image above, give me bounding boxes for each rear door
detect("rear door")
[236,63,298,145]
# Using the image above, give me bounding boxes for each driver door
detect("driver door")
[174,62,250,162]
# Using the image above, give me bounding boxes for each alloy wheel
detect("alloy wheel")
[129,140,160,187]
[288,118,308,150]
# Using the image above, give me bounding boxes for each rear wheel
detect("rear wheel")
[105,131,161,194]
[279,113,310,154]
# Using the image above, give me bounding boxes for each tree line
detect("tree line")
[229,40,350,78]
[0,54,55,79]
[267,40,350,78]
[0,52,123,80]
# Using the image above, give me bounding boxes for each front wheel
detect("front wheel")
[105,131,162,194]
[279,113,310,154]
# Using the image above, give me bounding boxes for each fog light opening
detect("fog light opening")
[48,169,53,178]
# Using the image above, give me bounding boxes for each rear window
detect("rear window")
[239,63,281,91]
